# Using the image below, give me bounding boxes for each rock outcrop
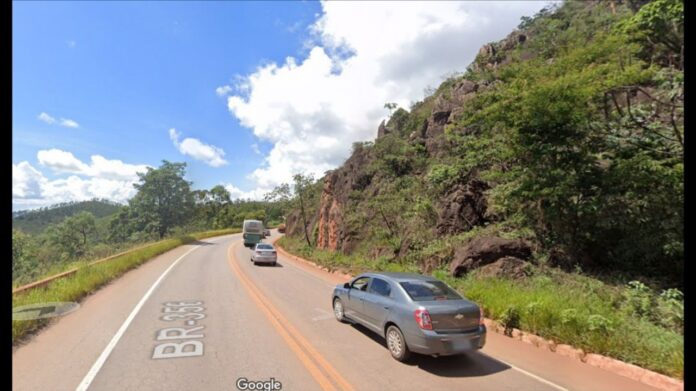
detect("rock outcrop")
[449,237,532,277]
[314,145,373,252]
[377,120,389,138]
[436,178,489,235]
[422,79,480,154]
[474,256,531,279]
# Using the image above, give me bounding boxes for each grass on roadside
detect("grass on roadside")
[276,235,683,379]
[12,228,240,344]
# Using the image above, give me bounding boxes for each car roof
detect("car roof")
[255,243,274,247]
[357,272,436,282]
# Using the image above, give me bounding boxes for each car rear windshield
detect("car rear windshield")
[399,280,463,301]
[256,244,274,250]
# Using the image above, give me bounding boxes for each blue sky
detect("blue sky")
[13,1,551,210]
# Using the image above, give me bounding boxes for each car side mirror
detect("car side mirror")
[343,282,351,289]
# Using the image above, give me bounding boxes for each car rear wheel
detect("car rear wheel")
[333,298,346,323]
[386,325,411,362]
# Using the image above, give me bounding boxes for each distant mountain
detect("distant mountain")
[13,199,124,234]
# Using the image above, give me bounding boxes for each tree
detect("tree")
[621,0,684,69]
[209,185,231,218]
[264,183,292,219]
[67,211,96,247]
[292,174,315,247]
[45,212,96,260]
[109,206,134,243]
[12,229,37,281]
[129,161,194,239]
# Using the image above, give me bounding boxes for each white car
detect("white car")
[251,243,277,266]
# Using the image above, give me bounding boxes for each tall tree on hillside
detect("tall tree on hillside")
[292,174,315,247]
[67,211,96,246]
[209,185,231,228]
[264,183,292,221]
[44,212,96,260]
[129,161,194,239]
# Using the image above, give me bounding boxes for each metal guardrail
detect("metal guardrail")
[12,229,242,295]
[12,241,162,295]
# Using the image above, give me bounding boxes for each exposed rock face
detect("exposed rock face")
[449,237,532,277]
[314,146,373,252]
[377,120,389,138]
[436,179,489,235]
[471,31,527,73]
[423,79,480,154]
[474,256,531,279]
[316,177,342,250]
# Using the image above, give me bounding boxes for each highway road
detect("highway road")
[12,231,662,391]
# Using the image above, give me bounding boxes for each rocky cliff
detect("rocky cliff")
[286,0,683,284]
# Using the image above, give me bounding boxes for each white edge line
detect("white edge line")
[481,353,570,391]
[75,244,201,391]
[267,242,335,289]
[273,237,569,390]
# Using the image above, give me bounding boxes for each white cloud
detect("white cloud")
[36,148,150,180]
[37,112,56,124]
[226,1,553,192]
[13,162,47,199]
[37,112,80,128]
[223,184,268,201]
[216,85,233,96]
[37,149,89,174]
[59,118,80,128]
[13,150,151,210]
[169,128,228,167]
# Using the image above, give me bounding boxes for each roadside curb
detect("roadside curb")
[273,239,352,282]
[274,238,684,391]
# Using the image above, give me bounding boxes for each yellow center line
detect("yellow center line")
[227,243,354,391]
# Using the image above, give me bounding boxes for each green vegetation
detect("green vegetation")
[278,0,683,379]
[13,160,287,285]
[277,235,683,378]
[12,228,240,343]
[13,199,122,234]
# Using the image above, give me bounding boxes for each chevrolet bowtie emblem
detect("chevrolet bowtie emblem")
[454,314,464,320]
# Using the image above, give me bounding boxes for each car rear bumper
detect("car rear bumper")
[404,325,486,355]
[253,256,277,264]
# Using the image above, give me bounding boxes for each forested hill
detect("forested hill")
[284,0,684,288]
[13,199,123,234]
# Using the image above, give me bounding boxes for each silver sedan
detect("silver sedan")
[251,243,277,266]
[332,272,486,361]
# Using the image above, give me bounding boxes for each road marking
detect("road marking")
[480,353,570,391]
[153,301,207,359]
[274,239,572,391]
[75,245,201,391]
[228,243,354,391]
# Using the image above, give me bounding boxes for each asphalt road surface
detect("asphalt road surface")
[12,231,662,391]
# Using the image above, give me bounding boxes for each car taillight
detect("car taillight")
[414,308,432,330]
[479,306,485,326]
[255,251,262,255]
[271,251,276,255]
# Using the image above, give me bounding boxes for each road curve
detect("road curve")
[12,232,662,391]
